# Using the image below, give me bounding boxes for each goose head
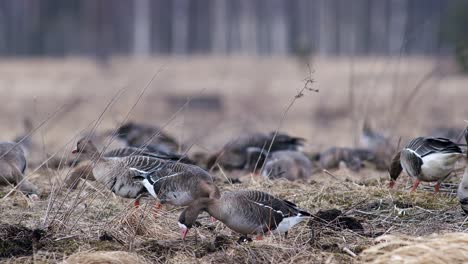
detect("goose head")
[178,198,210,239]
[388,151,402,188]
[72,138,100,160]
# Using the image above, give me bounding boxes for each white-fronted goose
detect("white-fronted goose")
[116,122,179,152]
[360,120,395,168]
[207,132,304,171]
[0,141,39,198]
[389,136,464,192]
[72,138,219,208]
[178,190,311,241]
[457,128,468,214]
[245,149,313,181]
[66,145,194,190]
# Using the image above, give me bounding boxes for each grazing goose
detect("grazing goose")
[178,190,311,241]
[116,122,179,152]
[72,138,218,208]
[245,149,313,181]
[389,136,464,192]
[206,132,304,171]
[457,128,468,214]
[0,141,39,198]
[317,147,385,172]
[66,145,194,190]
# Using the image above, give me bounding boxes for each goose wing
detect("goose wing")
[407,137,462,157]
[239,190,310,232]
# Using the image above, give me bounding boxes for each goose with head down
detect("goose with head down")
[389,136,464,192]
[178,190,311,242]
[206,132,304,171]
[72,138,219,208]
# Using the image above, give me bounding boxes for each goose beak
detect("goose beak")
[72,149,78,154]
[389,180,395,189]
[178,222,189,240]
[180,227,188,240]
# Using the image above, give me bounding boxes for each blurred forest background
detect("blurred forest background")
[1,0,467,62]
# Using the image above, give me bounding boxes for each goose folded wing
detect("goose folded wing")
[243,191,300,217]
[415,137,462,157]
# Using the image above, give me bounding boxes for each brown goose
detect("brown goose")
[457,128,468,214]
[245,149,313,181]
[389,136,464,192]
[178,190,311,241]
[207,132,304,171]
[72,138,219,208]
[0,141,39,198]
[116,122,179,152]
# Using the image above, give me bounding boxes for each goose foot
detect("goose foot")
[410,179,421,192]
[152,202,162,217]
[434,183,440,193]
[134,199,140,208]
[210,216,217,223]
[255,235,263,240]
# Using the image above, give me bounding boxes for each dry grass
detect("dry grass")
[360,233,468,264]
[0,56,468,263]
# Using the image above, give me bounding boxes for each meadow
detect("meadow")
[0,56,467,263]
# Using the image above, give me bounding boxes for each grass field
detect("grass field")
[0,56,467,263]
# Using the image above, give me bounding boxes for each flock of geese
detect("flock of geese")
[1,120,468,242]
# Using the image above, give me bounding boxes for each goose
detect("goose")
[317,147,384,172]
[116,122,179,152]
[0,141,39,198]
[389,136,464,192]
[66,145,194,190]
[178,190,311,241]
[72,138,219,208]
[245,149,313,181]
[206,132,304,171]
[457,128,468,214]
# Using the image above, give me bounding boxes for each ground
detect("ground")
[0,56,467,263]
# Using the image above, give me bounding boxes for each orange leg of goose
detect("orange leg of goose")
[134,199,140,208]
[434,183,440,193]
[152,202,162,217]
[410,179,421,192]
[255,235,263,240]
[210,216,217,223]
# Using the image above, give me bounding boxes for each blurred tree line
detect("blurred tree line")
[0,0,466,66]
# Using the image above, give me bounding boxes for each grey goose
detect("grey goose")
[116,121,179,153]
[245,148,313,181]
[389,136,464,192]
[457,128,468,214]
[0,141,39,198]
[178,190,311,241]
[72,138,219,208]
[206,132,304,171]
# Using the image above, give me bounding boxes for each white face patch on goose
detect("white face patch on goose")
[252,201,285,216]
[178,222,187,230]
